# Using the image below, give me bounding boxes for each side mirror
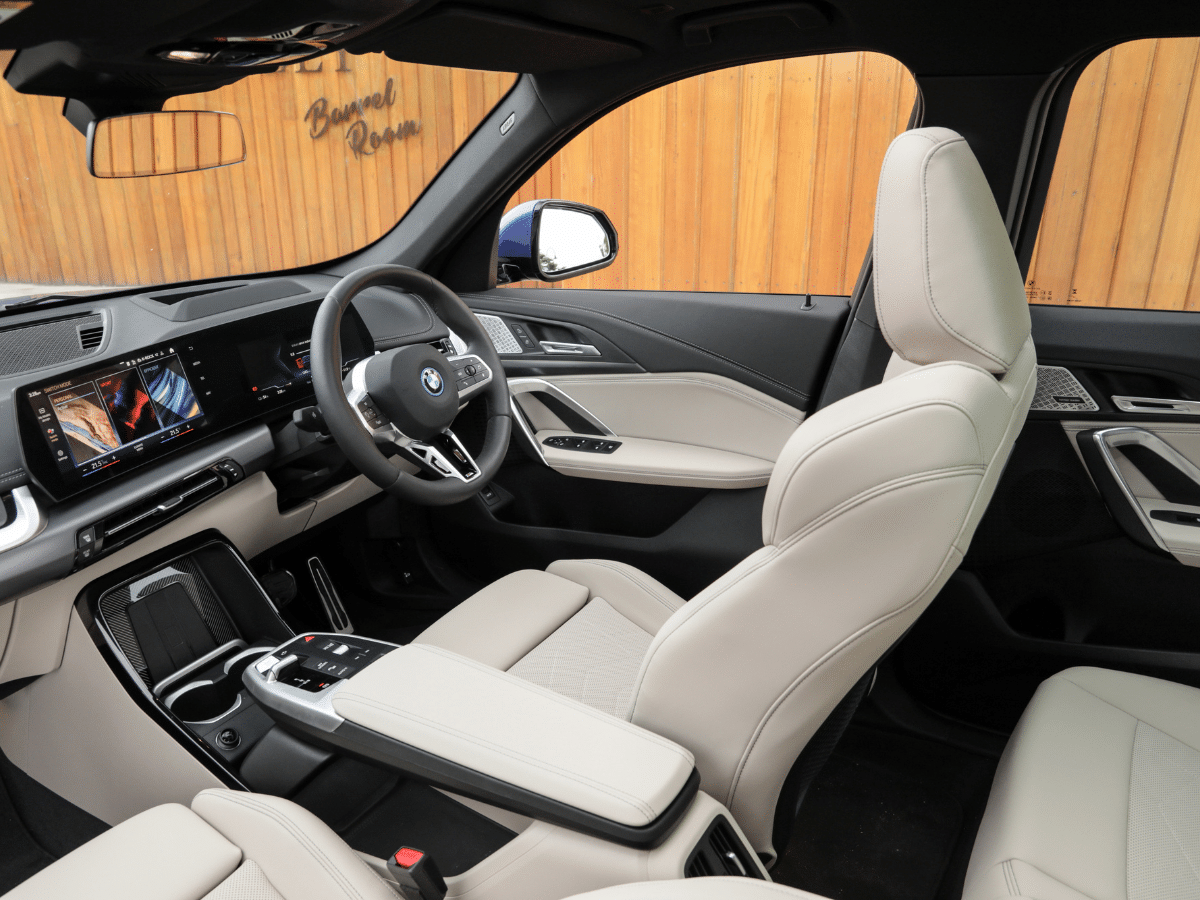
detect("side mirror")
[88,111,246,178]
[497,200,618,284]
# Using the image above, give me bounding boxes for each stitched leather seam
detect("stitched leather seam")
[726,535,966,807]
[766,388,986,540]
[395,644,694,759]
[918,139,1015,369]
[775,465,985,552]
[1002,859,1018,896]
[545,375,805,425]
[464,295,811,404]
[572,559,684,612]
[333,693,661,821]
[197,792,377,900]
[550,463,770,482]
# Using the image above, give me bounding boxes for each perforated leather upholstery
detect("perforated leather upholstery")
[416,127,1036,859]
[966,667,1200,900]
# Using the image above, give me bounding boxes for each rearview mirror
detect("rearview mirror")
[88,111,246,178]
[497,200,618,283]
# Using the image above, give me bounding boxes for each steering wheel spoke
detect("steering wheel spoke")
[444,351,494,402]
[399,429,481,482]
[311,264,510,505]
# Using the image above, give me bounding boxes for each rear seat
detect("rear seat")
[964,666,1200,900]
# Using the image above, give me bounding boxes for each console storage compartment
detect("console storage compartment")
[245,638,700,847]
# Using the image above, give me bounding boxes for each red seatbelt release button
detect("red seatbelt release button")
[387,847,446,900]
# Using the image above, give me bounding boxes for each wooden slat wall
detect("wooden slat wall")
[504,52,917,294]
[1027,37,1200,309]
[0,52,516,286]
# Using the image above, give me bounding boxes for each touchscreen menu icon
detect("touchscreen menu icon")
[48,384,121,466]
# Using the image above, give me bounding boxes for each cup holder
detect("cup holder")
[166,678,242,724]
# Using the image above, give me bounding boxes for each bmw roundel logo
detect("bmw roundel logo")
[420,366,444,396]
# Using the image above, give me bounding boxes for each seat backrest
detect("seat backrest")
[625,127,1036,860]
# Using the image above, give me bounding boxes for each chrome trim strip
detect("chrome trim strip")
[507,378,617,437]
[308,558,353,634]
[539,341,600,356]
[153,639,247,697]
[1112,396,1200,416]
[0,486,45,554]
[1087,426,1200,552]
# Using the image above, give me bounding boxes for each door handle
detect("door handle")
[1112,395,1200,415]
[1076,427,1200,554]
[538,341,601,356]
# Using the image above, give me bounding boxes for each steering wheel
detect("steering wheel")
[311,265,511,506]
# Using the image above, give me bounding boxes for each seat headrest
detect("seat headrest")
[874,127,1030,375]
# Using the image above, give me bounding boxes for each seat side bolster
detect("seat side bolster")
[414,569,589,669]
[4,803,241,900]
[548,559,685,635]
[191,790,398,900]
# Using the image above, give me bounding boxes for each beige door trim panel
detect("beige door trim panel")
[1063,420,1200,567]
[513,373,804,489]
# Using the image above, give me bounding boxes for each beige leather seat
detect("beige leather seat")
[417,126,1038,859]
[965,666,1200,900]
[3,789,399,900]
[4,792,832,900]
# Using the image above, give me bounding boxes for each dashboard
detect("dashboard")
[19,301,372,499]
[0,274,451,599]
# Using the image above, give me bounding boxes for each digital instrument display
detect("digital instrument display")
[21,301,373,498]
[30,348,205,481]
[239,333,317,402]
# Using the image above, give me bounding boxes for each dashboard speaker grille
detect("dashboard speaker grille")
[0,313,104,377]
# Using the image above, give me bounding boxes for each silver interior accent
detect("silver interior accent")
[152,639,247,697]
[0,486,45,554]
[308,557,354,633]
[1086,427,1200,552]
[243,654,349,733]
[1112,396,1200,416]
[1031,365,1099,412]
[508,378,617,437]
[266,653,301,683]
[539,341,601,356]
[476,314,523,354]
[164,687,243,726]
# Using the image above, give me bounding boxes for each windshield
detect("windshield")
[0,51,516,299]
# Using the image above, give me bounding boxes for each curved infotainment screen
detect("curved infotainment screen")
[21,301,373,498]
[32,348,205,479]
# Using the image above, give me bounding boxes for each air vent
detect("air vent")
[684,817,763,879]
[78,323,104,351]
[0,312,105,378]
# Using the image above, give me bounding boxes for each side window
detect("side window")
[502,52,915,294]
[1029,37,1200,309]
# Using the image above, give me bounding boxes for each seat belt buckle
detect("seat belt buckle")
[387,847,447,900]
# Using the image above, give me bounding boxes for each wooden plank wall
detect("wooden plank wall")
[504,52,917,294]
[0,52,515,286]
[1027,37,1200,309]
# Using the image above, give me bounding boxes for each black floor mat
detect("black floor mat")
[773,724,996,900]
[0,746,108,892]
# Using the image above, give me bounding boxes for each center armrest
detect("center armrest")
[245,636,699,847]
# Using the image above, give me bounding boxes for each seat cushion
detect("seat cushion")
[414,561,685,716]
[964,666,1200,900]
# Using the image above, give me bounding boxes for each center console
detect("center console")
[81,535,769,894]
[245,639,701,847]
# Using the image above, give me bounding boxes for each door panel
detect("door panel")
[894,305,1200,732]
[513,372,804,489]
[426,288,848,595]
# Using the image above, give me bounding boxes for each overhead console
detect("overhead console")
[19,300,373,500]
[246,638,702,847]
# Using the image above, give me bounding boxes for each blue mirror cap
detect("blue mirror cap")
[498,200,539,259]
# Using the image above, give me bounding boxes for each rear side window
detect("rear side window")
[1028,37,1200,309]
[502,52,916,295]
